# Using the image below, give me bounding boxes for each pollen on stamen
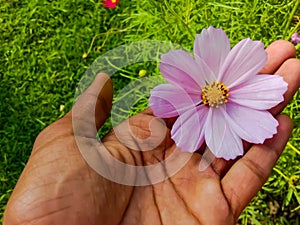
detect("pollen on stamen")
[201,81,229,108]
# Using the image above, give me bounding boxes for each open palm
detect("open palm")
[4,40,300,225]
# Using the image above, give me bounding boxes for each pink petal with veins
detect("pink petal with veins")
[229,75,287,110]
[219,38,267,88]
[226,103,278,144]
[160,50,207,90]
[149,84,200,118]
[194,26,230,75]
[171,105,209,152]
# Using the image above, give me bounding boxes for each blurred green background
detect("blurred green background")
[1,0,300,224]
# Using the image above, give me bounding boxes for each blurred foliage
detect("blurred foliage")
[1,0,300,223]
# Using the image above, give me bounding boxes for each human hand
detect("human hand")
[3,40,300,225]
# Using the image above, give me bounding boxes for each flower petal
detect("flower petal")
[205,107,227,155]
[205,106,243,160]
[219,38,267,88]
[216,126,243,160]
[171,105,209,152]
[194,55,217,83]
[194,26,230,75]
[149,84,200,118]
[226,103,278,144]
[229,75,288,110]
[160,50,206,91]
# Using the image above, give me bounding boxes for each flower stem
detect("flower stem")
[287,142,300,155]
[283,0,299,38]
[163,0,194,39]
[273,167,289,181]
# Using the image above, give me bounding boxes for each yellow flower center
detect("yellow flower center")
[202,81,229,108]
[112,0,116,2]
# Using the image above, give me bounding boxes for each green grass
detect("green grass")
[1,0,300,224]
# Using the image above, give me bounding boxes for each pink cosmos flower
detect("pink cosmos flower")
[149,26,288,160]
[102,0,119,8]
[291,32,300,44]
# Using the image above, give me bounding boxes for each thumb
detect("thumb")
[71,73,113,138]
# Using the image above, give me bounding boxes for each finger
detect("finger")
[221,114,293,219]
[259,40,300,115]
[260,40,296,74]
[71,73,113,138]
[269,58,300,115]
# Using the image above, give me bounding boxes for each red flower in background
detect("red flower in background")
[103,0,119,8]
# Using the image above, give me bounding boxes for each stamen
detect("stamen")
[202,81,229,108]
